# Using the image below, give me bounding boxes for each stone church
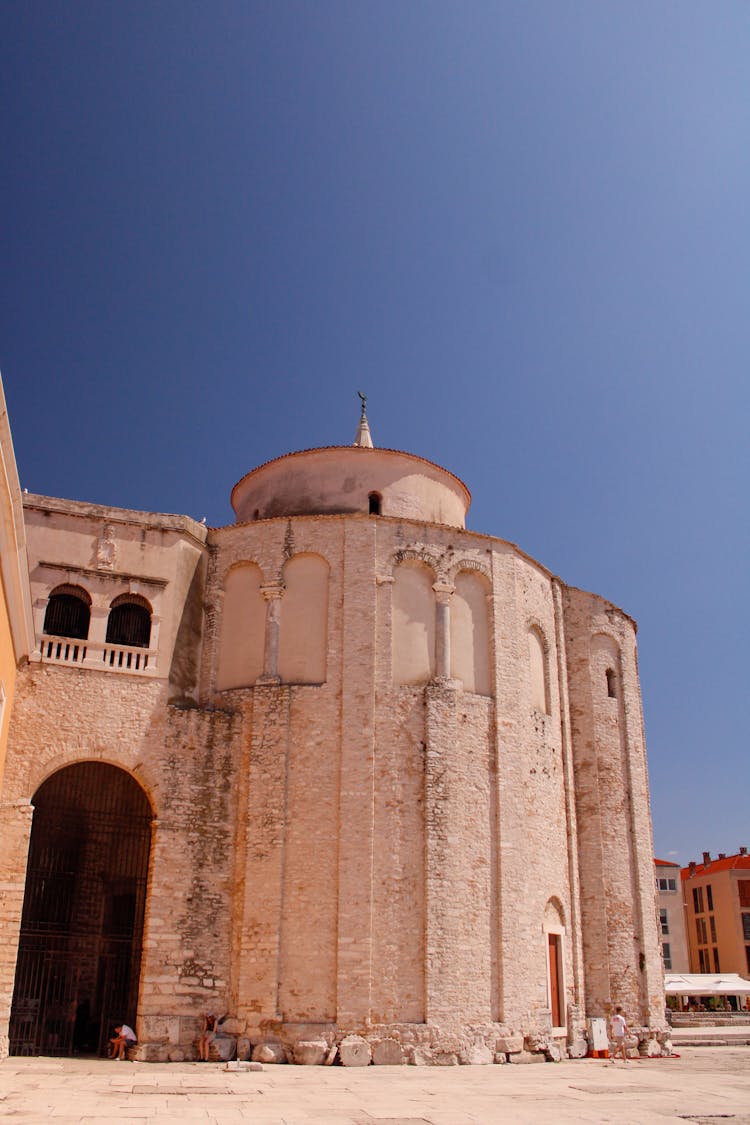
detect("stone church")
[0,404,666,1063]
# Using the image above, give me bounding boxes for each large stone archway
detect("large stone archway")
[9,762,152,1056]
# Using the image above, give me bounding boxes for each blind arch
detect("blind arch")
[392,560,435,686]
[278,554,329,685]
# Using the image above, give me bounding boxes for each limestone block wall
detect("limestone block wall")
[489,549,579,1036]
[0,798,33,1057]
[371,688,426,1023]
[563,587,664,1028]
[200,512,594,1049]
[0,663,244,1054]
[376,524,499,1033]
[423,684,495,1024]
[0,487,666,1060]
[22,496,206,696]
[205,519,352,1033]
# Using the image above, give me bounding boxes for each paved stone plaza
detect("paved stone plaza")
[0,1045,748,1125]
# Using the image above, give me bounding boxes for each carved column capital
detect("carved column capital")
[260,583,285,602]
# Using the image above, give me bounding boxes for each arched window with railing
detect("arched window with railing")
[43,585,91,640]
[106,595,152,649]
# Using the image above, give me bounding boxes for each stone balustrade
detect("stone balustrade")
[39,634,157,675]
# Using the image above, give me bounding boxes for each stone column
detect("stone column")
[31,598,46,644]
[148,614,161,667]
[258,583,284,683]
[83,603,109,667]
[620,635,665,1030]
[563,587,664,1032]
[0,800,34,1059]
[424,679,492,1026]
[235,685,292,1028]
[201,585,224,704]
[432,582,454,681]
[552,580,586,1023]
[336,520,377,1027]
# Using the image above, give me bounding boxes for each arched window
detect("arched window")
[368,492,382,515]
[43,586,91,640]
[592,634,621,703]
[106,595,152,649]
[528,626,550,714]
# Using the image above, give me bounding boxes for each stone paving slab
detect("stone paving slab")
[0,1047,749,1124]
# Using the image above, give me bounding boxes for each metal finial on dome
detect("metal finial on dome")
[353,390,374,448]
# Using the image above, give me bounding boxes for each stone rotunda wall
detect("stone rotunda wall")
[0,442,666,1063]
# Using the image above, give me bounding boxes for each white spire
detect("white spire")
[353,390,374,448]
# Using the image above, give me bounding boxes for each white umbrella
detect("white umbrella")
[665,973,750,996]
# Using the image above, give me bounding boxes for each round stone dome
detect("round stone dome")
[230,445,470,527]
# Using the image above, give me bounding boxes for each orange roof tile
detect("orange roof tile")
[681,854,750,879]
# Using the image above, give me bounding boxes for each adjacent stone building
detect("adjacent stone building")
[0,407,665,1062]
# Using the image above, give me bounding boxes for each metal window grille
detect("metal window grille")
[105,603,151,648]
[9,763,151,1057]
[43,594,90,640]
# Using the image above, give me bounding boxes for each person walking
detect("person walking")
[610,1006,630,1063]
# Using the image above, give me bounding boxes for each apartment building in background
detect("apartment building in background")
[682,850,750,977]
[655,858,689,973]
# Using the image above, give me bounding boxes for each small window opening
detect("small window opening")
[253,509,260,521]
[606,668,617,698]
[368,492,382,515]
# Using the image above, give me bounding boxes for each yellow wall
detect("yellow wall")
[0,374,34,789]
[0,569,17,784]
[684,867,749,977]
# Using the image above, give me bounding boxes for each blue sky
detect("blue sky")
[2,3,748,863]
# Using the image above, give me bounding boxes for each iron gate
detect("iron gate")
[9,763,152,1056]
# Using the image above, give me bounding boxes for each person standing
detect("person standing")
[610,1006,629,1063]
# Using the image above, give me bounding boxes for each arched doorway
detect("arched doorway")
[9,763,152,1056]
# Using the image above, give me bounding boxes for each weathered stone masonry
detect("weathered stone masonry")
[0,433,666,1062]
